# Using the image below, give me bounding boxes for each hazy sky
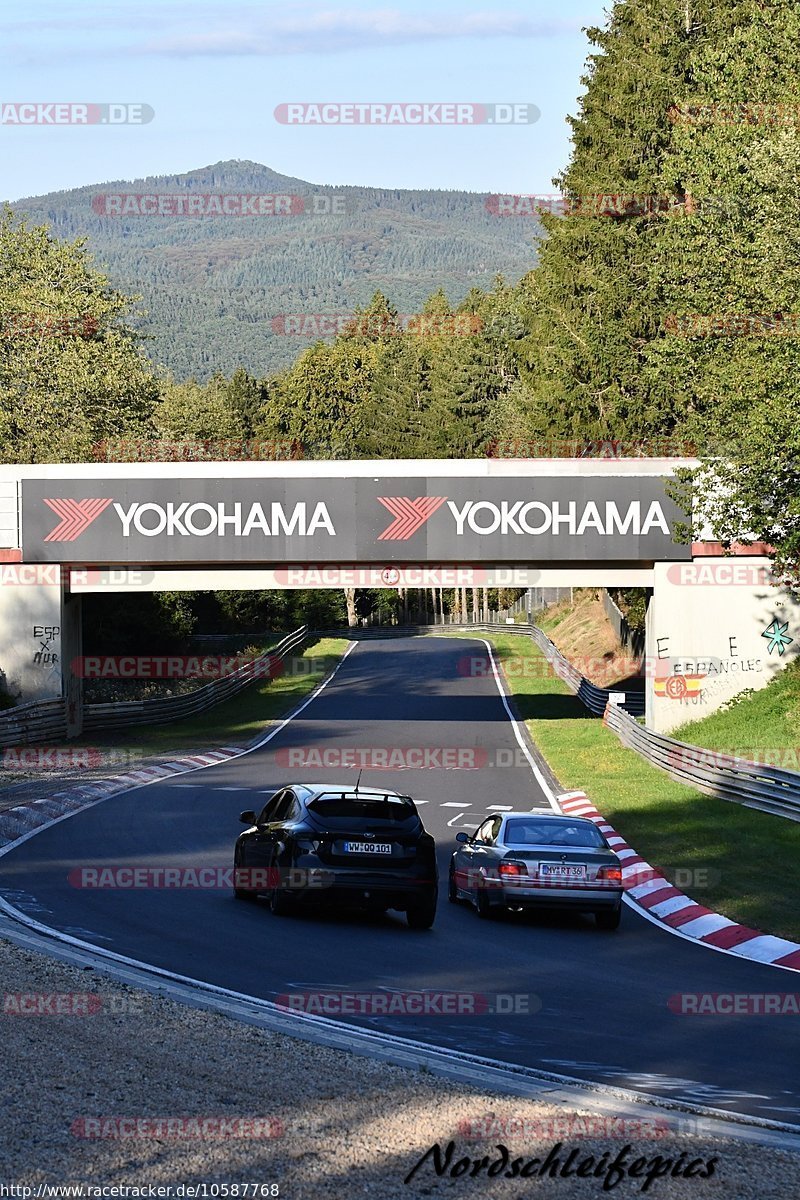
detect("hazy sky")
[1,0,610,200]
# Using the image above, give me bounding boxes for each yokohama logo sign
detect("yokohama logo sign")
[43,500,336,541]
[378,497,447,540]
[23,475,685,564]
[378,497,671,539]
[42,495,671,543]
[44,499,113,542]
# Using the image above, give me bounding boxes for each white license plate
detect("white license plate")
[539,863,587,880]
[343,842,392,855]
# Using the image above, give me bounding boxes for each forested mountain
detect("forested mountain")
[9,160,541,381]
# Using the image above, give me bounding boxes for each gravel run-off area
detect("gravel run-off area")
[1,935,798,1199]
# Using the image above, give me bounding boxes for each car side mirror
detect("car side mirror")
[239,810,257,825]
[455,831,470,843]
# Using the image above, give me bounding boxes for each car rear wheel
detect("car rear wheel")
[596,905,621,931]
[407,888,437,930]
[475,889,494,919]
[233,854,257,901]
[448,870,459,903]
[269,886,294,916]
[234,884,257,901]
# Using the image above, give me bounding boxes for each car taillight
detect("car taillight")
[598,866,623,884]
[499,861,528,879]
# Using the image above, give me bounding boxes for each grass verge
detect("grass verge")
[74,637,350,758]
[449,630,800,942]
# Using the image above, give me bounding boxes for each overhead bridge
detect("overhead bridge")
[0,458,796,733]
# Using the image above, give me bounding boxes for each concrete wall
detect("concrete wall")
[0,573,64,702]
[646,558,800,733]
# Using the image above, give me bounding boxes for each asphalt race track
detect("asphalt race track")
[2,637,798,1123]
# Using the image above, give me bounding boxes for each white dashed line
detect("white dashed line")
[441,802,470,808]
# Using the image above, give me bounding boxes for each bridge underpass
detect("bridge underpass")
[0,457,797,734]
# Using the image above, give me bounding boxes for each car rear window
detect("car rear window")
[307,795,420,829]
[503,819,606,848]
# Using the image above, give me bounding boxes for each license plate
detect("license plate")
[343,842,392,855]
[539,863,587,880]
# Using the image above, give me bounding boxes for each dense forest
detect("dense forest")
[2,0,799,647]
[9,161,540,381]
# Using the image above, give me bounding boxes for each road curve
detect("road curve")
[1,637,798,1123]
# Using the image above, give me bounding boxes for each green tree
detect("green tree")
[0,207,157,462]
[153,373,250,444]
[651,1,800,576]
[515,2,709,444]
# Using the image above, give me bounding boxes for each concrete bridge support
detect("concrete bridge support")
[0,566,82,734]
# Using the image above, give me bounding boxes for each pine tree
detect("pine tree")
[516,1,710,445]
[652,0,800,574]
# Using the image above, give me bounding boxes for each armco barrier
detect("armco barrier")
[0,697,68,748]
[82,626,309,732]
[603,700,800,821]
[602,589,646,658]
[0,627,308,747]
[321,622,645,716]
[443,621,645,717]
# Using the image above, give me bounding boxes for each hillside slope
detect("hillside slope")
[10,160,540,381]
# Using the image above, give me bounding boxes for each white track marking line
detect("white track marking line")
[449,637,800,973]
[468,638,559,811]
[3,908,795,1143]
[446,812,475,827]
[441,802,469,808]
[249,640,358,751]
[0,641,359,864]
[487,804,513,811]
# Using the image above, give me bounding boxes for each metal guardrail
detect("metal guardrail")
[323,622,646,716]
[604,701,800,821]
[4,620,794,820]
[0,698,68,749]
[354,621,800,820]
[0,627,309,746]
[83,626,309,732]
[602,589,646,658]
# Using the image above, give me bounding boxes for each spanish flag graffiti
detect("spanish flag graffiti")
[654,672,705,700]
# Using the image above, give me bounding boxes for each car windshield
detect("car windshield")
[503,819,605,848]
[307,794,420,829]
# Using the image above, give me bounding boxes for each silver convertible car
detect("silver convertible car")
[448,811,624,930]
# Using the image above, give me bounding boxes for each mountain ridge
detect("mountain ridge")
[9,159,540,380]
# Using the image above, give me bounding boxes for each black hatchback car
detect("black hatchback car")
[234,782,438,928]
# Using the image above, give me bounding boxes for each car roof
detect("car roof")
[292,782,408,800]
[489,811,595,823]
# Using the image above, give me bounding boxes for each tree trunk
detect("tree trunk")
[344,587,358,628]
